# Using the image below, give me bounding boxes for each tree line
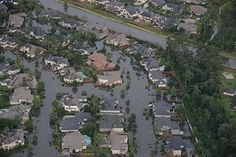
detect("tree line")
[164,40,236,156]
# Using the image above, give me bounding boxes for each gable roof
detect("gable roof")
[9,13,25,28]
[62,131,91,152]
[99,115,124,130]
[190,5,207,15]
[156,117,181,132]
[9,73,38,88]
[61,94,87,109]
[100,97,124,114]
[60,112,91,132]
[124,5,141,15]
[151,101,177,117]
[10,87,34,104]
[109,130,128,154]
[164,136,185,150]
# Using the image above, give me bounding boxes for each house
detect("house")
[30,26,47,40]
[20,43,46,58]
[148,70,167,87]
[62,131,91,155]
[153,14,177,30]
[59,17,81,30]
[164,136,194,157]
[88,53,116,71]
[60,112,91,133]
[44,55,69,70]
[9,13,26,28]
[162,3,183,13]
[61,67,86,84]
[0,104,31,123]
[97,71,122,87]
[178,19,198,34]
[8,73,38,89]
[190,5,207,15]
[10,87,34,105]
[0,62,20,76]
[155,118,183,136]
[164,136,184,156]
[104,1,124,13]
[109,130,128,155]
[99,115,124,132]
[61,94,88,112]
[0,129,24,151]
[0,78,11,87]
[100,97,124,115]
[56,34,71,47]
[143,58,159,71]
[68,41,82,52]
[149,101,177,119]
[0,35,18,49]
[85,22,109,39]
[138,11,154,23]
[120,5,141,18]
[222,72,234,80]
[223,89,236,97]
[126,44,152,58]
[105,34,130,47]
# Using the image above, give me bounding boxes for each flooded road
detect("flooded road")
[5,43,160,157]
[37,0,167,49]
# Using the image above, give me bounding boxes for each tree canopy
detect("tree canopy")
[164,40,236,156]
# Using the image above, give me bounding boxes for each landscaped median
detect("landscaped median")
[56,0,171,38]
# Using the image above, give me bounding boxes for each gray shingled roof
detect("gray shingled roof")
[60,112,91,132]
[99,115,124,131]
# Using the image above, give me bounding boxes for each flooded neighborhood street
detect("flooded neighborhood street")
[1,0,169,152]
[1,0,231,156]
[6,43,160,157]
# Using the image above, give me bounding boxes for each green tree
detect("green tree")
[0,95,10,109]
[24,120,33,133]
[0,118,20,130]
[98,153,106,157]
[32,96,41,109]
[80,120,95,137]
[36,81,45,94]
[128,113,137,132]
[170,86,176,95]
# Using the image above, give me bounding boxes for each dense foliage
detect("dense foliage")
[165,40,236,156]
[210,0,236,52]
